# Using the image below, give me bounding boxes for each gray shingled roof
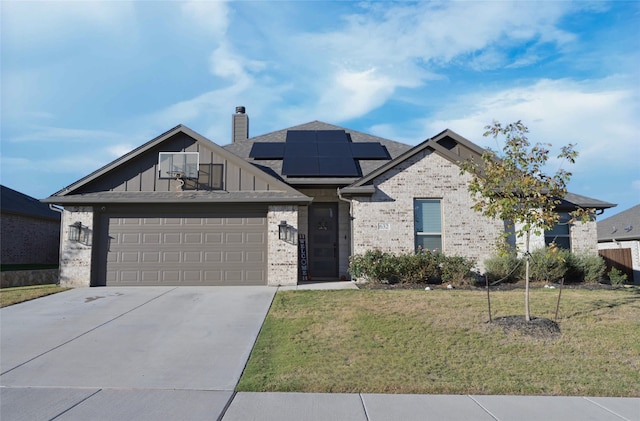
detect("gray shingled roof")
[339,130,615,211]
[1,185,60,220]
[223,121,412,186]
[597,204,640,241]
[559,192,616,211]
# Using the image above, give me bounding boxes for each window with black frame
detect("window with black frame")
[545,212,571,249]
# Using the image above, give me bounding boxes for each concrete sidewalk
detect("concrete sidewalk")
[222,392,639,421]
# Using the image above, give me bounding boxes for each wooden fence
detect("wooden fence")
[598,248,633,282]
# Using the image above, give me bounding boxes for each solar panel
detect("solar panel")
[350,143,390,159]
[316,130,348,143]
[249,143,285,159]
[317,141,351,157]
[282,156,320,176]
[318,157,360,176]
[284,142,318,158]
[250,130,389,177]
[286,130,317,143]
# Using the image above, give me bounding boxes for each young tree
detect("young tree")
[460,121,592,321]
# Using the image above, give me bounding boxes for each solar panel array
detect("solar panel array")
[249,130,390,177]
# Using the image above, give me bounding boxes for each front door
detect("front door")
[308,203,338,279]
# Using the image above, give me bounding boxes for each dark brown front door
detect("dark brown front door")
[308,203,338,279]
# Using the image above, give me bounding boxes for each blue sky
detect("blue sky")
[1,1,639,216]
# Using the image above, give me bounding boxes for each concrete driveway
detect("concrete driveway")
[1,286,276,420]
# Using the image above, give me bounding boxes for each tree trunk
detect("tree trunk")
[525,229,531,322]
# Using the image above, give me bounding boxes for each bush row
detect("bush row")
[484,247,607,284]
[349,246,611,286]
[348,249,476,286]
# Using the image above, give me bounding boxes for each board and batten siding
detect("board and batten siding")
[73,132,277,194]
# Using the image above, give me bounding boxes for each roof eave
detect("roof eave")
[338,185,376,196]
[42,194,313,206]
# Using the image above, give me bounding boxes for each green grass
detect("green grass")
[0,284,70,307]
[238,288,640,396]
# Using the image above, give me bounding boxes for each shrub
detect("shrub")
[608,267,628,285]
[528,246,570,283]
[441,255,476,286]
[484,253,522,283]
[566,253,606,283]
[395,251,442,283]
[349,249,396,283]
[348,249,444,284]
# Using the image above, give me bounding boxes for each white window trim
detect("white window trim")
[158,152,199,179]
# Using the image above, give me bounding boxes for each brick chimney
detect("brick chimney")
[232,106,249,143]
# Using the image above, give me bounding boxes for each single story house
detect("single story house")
[1,185,61,266]
[597,204,639,284]
[43,108,614,287]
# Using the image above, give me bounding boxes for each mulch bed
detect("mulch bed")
[491,315,561,339]
[356,280,620,291]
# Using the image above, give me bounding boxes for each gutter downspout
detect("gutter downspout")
[337,188,354,279]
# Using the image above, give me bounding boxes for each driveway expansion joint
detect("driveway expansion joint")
[468,395,499,420]
[582,397,631,421]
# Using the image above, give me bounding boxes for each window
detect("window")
[158,152,199,179]
[545,212,571,249]
[414,199,442,252]
[197,163,224,190]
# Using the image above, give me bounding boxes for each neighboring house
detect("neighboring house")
[1,185,61,265]
[597,204,640,284]
[43,108,614,287]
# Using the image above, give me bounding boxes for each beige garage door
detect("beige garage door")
[105,213,266,286]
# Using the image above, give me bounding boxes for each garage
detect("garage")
[100,211,267,286]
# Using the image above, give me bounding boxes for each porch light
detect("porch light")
[69,221,84,242]
[278,221,297,244]
[279,221,288,240]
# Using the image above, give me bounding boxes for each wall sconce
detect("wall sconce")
[278,221,297,244]
[69,221,91,244]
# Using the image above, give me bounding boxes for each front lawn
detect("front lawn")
[0,284,70,307]
[238,288,640,396]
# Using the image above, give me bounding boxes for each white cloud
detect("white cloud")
[410,77,639,207]
[209,42,266,82]
[136,1,602,139]
[107,144,136,158]
[180,0,230,38]
[423,78,639,162]
[9,126,126,144]
[2,1,136,49]
[315,68,397,121]
[278,1,588,123]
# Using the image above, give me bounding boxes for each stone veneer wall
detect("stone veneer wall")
[0,269,59,288]
[267,205,298,286]
[570,219,597,254]
[351,150,504,272]
[517,219,598,255]
[59,207,94,287]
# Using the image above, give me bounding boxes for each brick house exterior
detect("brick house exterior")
[1,185,60,265]
[43,110,614,287]
[348,150,504,271]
